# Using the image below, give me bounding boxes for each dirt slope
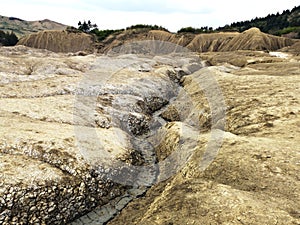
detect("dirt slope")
[18,30,95,53]
[281,41,300,55]
[222,27,296,51]
[99,28,298,53]
[16,27,299,54]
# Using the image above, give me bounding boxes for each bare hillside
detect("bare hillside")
[0,15,67,38]
[221,27,296,51]
[18,30,95,53]
[16,27,300,54]
[99,28,298,53]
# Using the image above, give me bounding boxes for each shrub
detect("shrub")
[0,30,18,46]
[126,24,169,32]
[177,26,214,34]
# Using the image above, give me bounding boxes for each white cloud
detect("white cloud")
[1,0,299,32]
[85,0,213,14]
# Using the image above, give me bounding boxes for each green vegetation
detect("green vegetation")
[177,26,213,34]
[274,26,300,36]
[0,30,18,46]
[126,24,169,32]
[76,5,299,42]
[78,20,98,33]
[176,5,300,38]
[77,21,168,42]
[216,5,300,38]
[90,29,124,41]
[77,20,124,41]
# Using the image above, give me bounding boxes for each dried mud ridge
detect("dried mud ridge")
[0,46,205,224]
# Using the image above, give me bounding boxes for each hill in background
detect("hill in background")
[16,27,299,54]
[216,5,300,38]
[0,5,299,53]
[0,16,68,38]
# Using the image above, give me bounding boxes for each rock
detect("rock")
[160,105,181,122]
[144,96,169,113]
[127,112,151,135]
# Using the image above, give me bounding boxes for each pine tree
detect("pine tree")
[78,20,98,33]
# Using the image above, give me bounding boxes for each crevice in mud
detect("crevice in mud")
[71,56,205,224]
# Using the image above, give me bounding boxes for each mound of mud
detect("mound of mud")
[99,28,298,53]
[18,30,95,53]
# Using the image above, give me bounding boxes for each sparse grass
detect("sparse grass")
[275,26,300,37]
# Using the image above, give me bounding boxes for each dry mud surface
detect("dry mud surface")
[0,45,299,225]
[108,51,300,225]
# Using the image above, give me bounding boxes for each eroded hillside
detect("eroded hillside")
[18,30,95,53]
[99,28,298,53]
[17,27,299,54]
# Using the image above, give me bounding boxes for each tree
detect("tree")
[0,31,18,46]
[78,20,98,33]
[126,24,168,31]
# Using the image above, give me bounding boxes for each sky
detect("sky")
[1,0,299,32]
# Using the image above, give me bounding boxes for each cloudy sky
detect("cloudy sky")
[1,0,299,32]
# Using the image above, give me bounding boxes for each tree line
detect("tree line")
[75,21,169,41]
[216,5,300,37]
[177,5,299,37]
[61,4,300,44]
[0,5,299,47]
[177,26,214,34]
[77,4,299,41]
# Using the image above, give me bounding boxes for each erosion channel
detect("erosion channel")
[71,51,209,224]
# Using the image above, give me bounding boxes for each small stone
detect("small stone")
[160,105,180,122]
[29,206,37,212]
